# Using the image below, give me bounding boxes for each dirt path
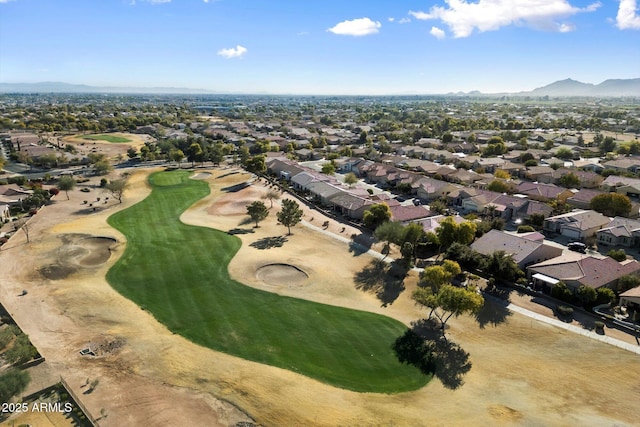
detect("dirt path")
[0,166,639,426]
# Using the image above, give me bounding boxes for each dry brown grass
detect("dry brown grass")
[0,166,638,426]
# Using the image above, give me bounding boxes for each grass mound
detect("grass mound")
[106,170,430,393]
[80,134,131,143]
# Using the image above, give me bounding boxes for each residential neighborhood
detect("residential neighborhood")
[1,92,640,426]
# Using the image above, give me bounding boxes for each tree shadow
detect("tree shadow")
[216,171,239,179]
[392,328,435,376]
[227,228,255,235]
[430,338,472,390]
[475,296,512,329]
[348,233,374,256]
[353,260,407,306]
[238,216,253,226]
[221,182,250,192]
[250,236,288,250]
[393,320,472,390]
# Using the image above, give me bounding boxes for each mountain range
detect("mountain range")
[0,78,638,97]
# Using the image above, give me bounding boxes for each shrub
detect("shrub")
[607,249,627,262]
[596,287,615,306]
[594,321,605,331]
[517,225,536,233]
[551,282,574,303]
[49,187,60,196]
[557,305,574,317]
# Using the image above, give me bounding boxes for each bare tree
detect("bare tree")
[262,189,280,209]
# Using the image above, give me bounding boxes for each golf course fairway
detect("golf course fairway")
[106,170,430,393]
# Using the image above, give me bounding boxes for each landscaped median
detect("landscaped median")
[106,170,430,393]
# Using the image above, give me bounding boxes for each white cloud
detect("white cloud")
[558,22,575,32]
[0,0,16,3]
[398,17,411,24]
[430,26,446,39]
[409,0,601,38]
[217,45,247,58]
[327,17,381,36]
[388,17,395,22]
[616,0,640,29]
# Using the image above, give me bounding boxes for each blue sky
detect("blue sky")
[0,0,639,94]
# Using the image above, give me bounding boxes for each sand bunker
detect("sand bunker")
[192,172,212,180]
[255,263,309,287]
[39,234,117,280]
[207,184,266,216]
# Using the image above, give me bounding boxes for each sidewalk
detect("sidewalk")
[302,217,640,355]
[489,294,640,355]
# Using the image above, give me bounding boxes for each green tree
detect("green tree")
[576,285,597,307]
[436,217,477,250]
[58,175,76,200]
[187,142,203,167]
[555,147,574,160]
[245,155,267,174]
[618,274,640,292]
[524,159,538,167]
[321,162,336,175]
[0,369,30,403]
[363,203,392,229]
[170,149,185,167]
[4,334,38,365]
[596,287,615,305]
[494,169,510,179]
[600,136,617,155]
[126,147,138,159]
[344,172,358,188]
[607,248,627,262]
[551,281,573,303]
[246,201,269,227]
[94,160,113,175]
[487,180,511,193]
[590,193,632,217]
[517,225,536,233]
[374,221,405,246]
[482,250,523,283]
[527,213,545,228]
[429,199,447,215]
[419,260,461,293]
[277,199,303,235]
[559,172,581,188]
[413,284,484,335]
[105,178,127,203]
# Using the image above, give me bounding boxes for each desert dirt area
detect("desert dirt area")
[1,165,640,427]
[55,132,154,160]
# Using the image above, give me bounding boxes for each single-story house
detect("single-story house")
[566,189,605,210]
[328,192,373,219]
[619,286,640,310]
[601,175,640,193]
[516,182,574,202]
[596,217,640,248]
[415,178,459,201]
[527,255,640,292]
[543,210,611,241]
[471,229,563,269]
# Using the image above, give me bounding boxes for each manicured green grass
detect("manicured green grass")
[106,170,430,393]
[80,134,131,143]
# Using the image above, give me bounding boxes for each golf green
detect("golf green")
[106,170,430,392]
[80,134,131,143]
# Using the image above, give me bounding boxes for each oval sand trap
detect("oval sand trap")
[255,263,309,287]
[192,172,212,180]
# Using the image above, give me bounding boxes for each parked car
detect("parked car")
[567,242,587,253]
